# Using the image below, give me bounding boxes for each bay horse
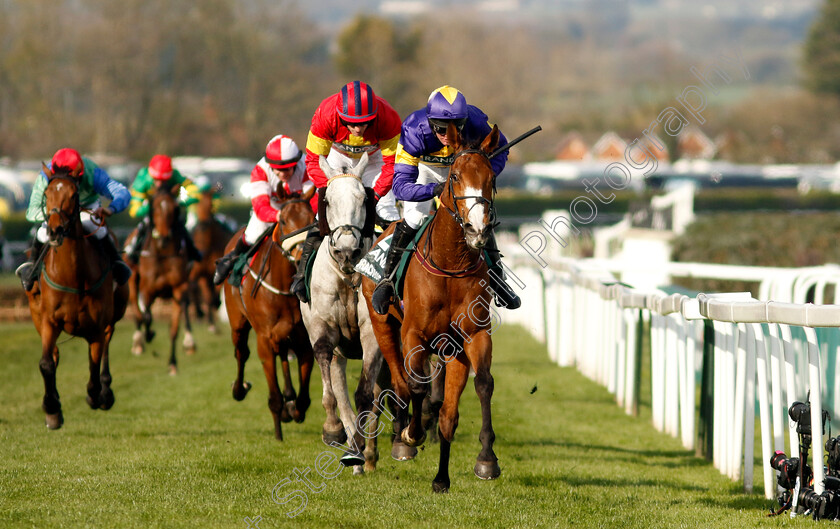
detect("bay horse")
[128,185,195,374]
[189,184,233,333]
[222,188,316,441]
[362,123,502,492]
[25,164,129,429]
[301,153,387,474]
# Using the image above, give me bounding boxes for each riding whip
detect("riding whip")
[489,125,542,160]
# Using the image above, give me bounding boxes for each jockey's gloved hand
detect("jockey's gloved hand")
[433,183,445,197]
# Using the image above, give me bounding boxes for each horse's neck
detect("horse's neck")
[423,210,481,270]
[196,197,213,223]
[46,225,95,282]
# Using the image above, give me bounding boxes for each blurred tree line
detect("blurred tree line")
[1,0,838,164]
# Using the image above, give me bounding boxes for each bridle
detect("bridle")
[324,173,366,267]
[440,149,498,233]
[43,174,81,246]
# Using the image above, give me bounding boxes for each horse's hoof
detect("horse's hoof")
[131,345,143,356]
[45,412,63,430]
[432,479,450,494]
[339,452,365,467]
[364,460,376,473]
[145,330,156,343]
[208,325,217,334]
[474,460,501,480]
[352,465,365,476]
[168,365,178,376]
[391,442,418,461]
[322,428,347,446]
[85,394,100,410]
[231,381,252,401]
[185,346,196,356]
[99,389,115,410]
[400,427,426,447]
[280,401,296,423]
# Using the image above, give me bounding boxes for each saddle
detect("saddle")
[355,217,434,301]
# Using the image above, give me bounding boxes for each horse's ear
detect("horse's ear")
[301,185,316,202]
[353,152,369,177]
[318,155,335,180]
[481,125,501,155]
[42,162,53,179]
[446,122,462,151]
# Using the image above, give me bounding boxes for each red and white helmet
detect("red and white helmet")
[51,148,84,177]
[336,81,378,123]
[149,154,173,181]
[265,135,302,169]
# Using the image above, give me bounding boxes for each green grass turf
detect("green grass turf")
[0,321,788,528]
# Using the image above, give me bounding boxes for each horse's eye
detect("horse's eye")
[450,173,458,182]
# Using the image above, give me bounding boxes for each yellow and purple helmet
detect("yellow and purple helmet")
[426,86,468,132]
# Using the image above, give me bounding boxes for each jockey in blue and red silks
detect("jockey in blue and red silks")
[213,134,315,285]
[17,148,132,291]
[288,80,403,303]
[370,85,521,315]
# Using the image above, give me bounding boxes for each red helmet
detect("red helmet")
[336,81,378,123]
[51,148,84,177]
[149,154,173,181]
[265,135,302,169]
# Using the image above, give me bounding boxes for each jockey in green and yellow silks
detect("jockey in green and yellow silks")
[124,154,202,264]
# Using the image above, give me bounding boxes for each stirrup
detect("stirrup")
[371,280,395,315]
[492,283,521,310]
[290,275,308,303]
[213,255,235,285]
[16,262,36,291]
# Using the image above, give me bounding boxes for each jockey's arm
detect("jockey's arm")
[25,173,48,223]
[129,169,153,218]
[177,173,200,208]
[372,132,400,199]
[392,144,437,203]
[250,165,280,223]
[90,164,130,215]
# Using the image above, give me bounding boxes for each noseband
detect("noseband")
[443,149,498,232]
[44,175,81,244]
[325,173,366,252]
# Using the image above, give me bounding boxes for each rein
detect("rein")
[415,149,496,278]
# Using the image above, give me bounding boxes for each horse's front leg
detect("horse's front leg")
[329,354,366,471]
[313,332,345,446]
[228,301,252,402]
[99,324,115,410]
[167,293,183,376]
[466,331,499,481]
[257,335,286,440]
[355,337,384,472]
[423,357,445,443]
[39,324,63,429]
[180,288,196,356]
[85,333,106,410]
[434,354,470,493]
[278,344,296,424]
[401,329,430,447]
[290,325,314,423]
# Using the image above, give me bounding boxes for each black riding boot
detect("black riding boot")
[484,233,521,310]
[126,219,149,265]
[371,221,418,315]
[15,238,45,292]
[290,227,323,303]
[101,236,132,285]
[213,237,250,286]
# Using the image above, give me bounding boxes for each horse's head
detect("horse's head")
[320,153,369,274]
[195,183,221,223]
[42,162,81,247]
[150,183,180,247]
[441,123,500,250]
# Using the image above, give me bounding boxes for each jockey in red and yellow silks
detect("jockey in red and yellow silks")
[289,81,402,303]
